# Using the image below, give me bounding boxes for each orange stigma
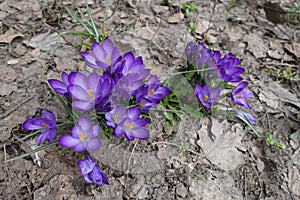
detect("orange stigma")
[148,89,155,96]
[79,134,87,140]
[42,122,47,127]
[204,95,209,102]
[126,124,133,129]
[87,89,94,98]
[105,55,109,64]
[113,114,118,121]
[235,93,244,98]
[139,100,145,105]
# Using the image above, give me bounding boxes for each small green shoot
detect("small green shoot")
[266,132,284,149]
[188,21,196,33]
[181,2,201,18]
[266,65,300,81]
[227,0,237,12]
[58,0,107,45]
[286,1,300,25]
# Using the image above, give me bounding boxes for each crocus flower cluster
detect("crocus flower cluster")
[185,41,255,122]
[22,37,170,186]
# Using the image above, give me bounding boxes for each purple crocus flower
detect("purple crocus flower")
[78,152,109,186]
[105,105,127,130]
[194,84,221,109]
[59,116,101,152]
[136,75,170,110]
[22,110,58,146]
[68,72,114,112]
[230,82,253,109]
[114,76,145,99]
[185,41,218,70]
[81,37,121,70]
[120,52,150,81]
[48,72,70,97]
[236,111,256,125]
[217,53,245,82]
[110,107,149,141]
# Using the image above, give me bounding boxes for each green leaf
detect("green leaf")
[5,141,58,162]
[236,112,260,137]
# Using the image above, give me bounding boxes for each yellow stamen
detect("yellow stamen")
[235,93,244,98]
[126,124,133,129]
[79,134,87,140]
[204,95,209,102]
[105,55,109,64]
[42,122,47,127]
[87,89,94,98]
[147,89,155,96]
[139,100,145,105]
[113,114,118,121]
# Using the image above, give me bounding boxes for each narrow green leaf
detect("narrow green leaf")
[5,141,58,162]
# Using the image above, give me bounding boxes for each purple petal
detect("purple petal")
[68,72,88,89]
[82,52,97,68]
[78,159,95,175]
[134,118,148,127]
[68,85,91,101]
[58,135,81,148]
[194,84,202,95]
[45,128,58,142]
[72,125,84,139]
[92,125,100,137]
[87,73,101,92]
[74,143,87,152]
[42,110,56,121]
[72,101,94,112]
[48,79,68,94]
[128,107,141,120]
[115,126,124,138]
[22,118,47,130]
[86,139,102,151]
[128,128,149,140]
[102,38,114,56]
[36,129,50,146]
[78,116,93,133]
[210,87,221,100]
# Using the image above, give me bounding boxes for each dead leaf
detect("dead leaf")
[0,28,24,44]
[244,33,267,58]
[284,42,300,58]
[260,81,300,109]
[196,118,246,171]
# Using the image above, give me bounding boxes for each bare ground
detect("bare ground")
[0,0,300,199]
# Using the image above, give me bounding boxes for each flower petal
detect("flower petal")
[22,118,47,130]
[72,101,94,112]
[78,116,93,134]
[58,135,81,148]
[74,143,86,152]
[36,129,50,146]
[68,85,90,101]
[78,159,95,175]
[86,139,102,151]
[42,110,56,121]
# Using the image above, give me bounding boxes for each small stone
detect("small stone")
[168,12,184,23]
[7,59,19,65]
[152,5,169,14]
[176,184,188,198]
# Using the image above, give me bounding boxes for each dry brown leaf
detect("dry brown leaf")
[0,28,24,44]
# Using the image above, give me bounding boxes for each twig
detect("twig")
[0,96,34,119]
[124,139,139,190]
